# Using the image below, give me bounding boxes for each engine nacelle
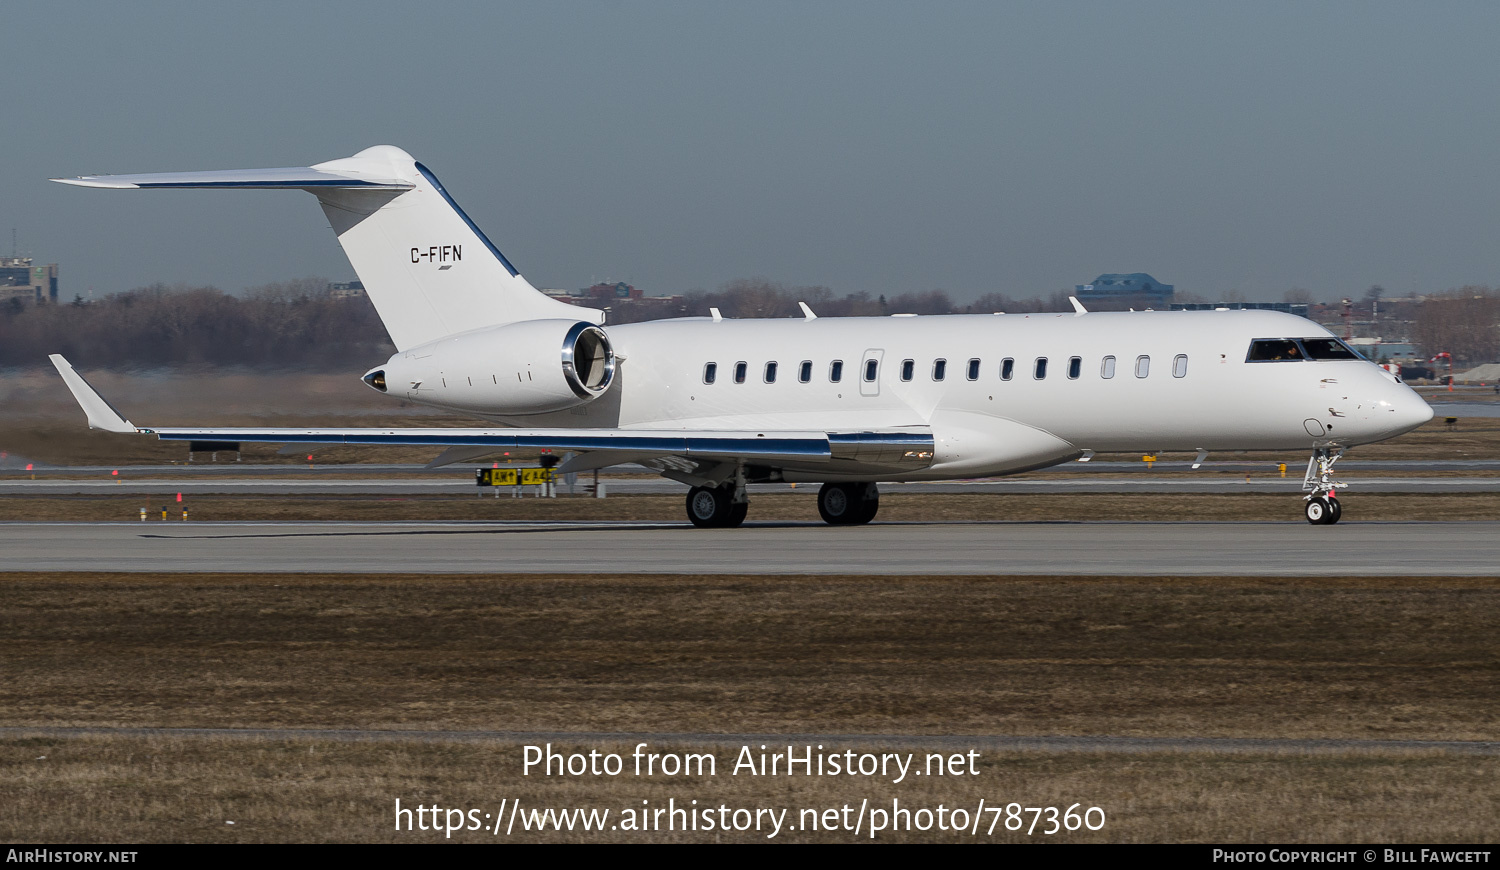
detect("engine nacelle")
[362,319,615,415]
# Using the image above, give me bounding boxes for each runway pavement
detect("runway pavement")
[2,520,1496,575]
[7,457,1500,495]
[4,476,1500,495]
[8,480,1500,492]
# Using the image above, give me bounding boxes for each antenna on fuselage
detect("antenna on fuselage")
[798,302,817,320]
[1069,296,1088,316]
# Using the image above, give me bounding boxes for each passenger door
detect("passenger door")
[860,349,884,397]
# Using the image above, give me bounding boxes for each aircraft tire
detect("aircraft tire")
[727,500,748,527]
[852,484,879,524]
[819,482,878,525]
[1304,497,1331,525]
[817,483,857,524]
[687,485,732,528]
[1327,499,1342,524]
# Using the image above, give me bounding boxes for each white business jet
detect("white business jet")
[49,146,1433,526]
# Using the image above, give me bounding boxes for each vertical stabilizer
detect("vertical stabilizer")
[311,147,600,349]
[52,146,602,350]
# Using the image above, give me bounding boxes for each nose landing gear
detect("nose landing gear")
[1303,447,1346,525]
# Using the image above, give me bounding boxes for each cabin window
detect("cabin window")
[864,359,879,382]
[830,360,844,382]
[1001,358,1014,381]
[1067,356,1082,379]
[734,361,747,384]
[1173,354,1189,378]
[703,362,717,385]
[967,358,980,380]
[900,359,915,381]
[1101,356,1116,379]
[1034,357,1048,379]
[765,361,778,383]
[932,359,947,381]
[1135,355,1150,378]
[799,360,812,383]
[1246,339,1304,362]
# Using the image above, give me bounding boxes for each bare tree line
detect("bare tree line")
[0,280,392,369]
[3,278,1496,368]
[609,278,1070,323]
[1409,286,1500,367]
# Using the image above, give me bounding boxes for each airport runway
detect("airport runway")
[4,477,1500,495]
[7,462,1500,495]
[3,520,1497,575]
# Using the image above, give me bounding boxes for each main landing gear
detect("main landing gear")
[686,483,748,528]
[817,482,879,525]
[1303,447,1346,525]
[682,480,882,527]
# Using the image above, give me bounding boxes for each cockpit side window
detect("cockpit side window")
[1300,338,1363,360]
[1246,339,1305,362]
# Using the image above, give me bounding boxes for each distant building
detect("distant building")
[542,281,644,307]
[328,280,365,299]
[1347,337,1416,359]
[1076,273,1173,305]
[583,281,641,302]
[1171,301,1310,318]
[0,257,58,304]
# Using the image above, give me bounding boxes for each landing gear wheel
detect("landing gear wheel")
[687,485,741,528]
[1302,447,1348,526]
[853,485,879,524]
[818,483,879,525]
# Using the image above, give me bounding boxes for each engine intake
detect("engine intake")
[562,322,615,397]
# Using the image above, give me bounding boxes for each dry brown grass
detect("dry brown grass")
[3,571,1498,843]
[2,573,1497,742]
[2,735,1494,843]
[5,491,1500,522]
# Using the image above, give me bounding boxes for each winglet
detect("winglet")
[48,355,138,433]
[798,301,818,321]
[1069,296,1088,315]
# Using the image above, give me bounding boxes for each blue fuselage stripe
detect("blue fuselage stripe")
[150,431,839,458]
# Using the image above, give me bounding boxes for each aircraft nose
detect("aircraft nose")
[1384,387,1433,434]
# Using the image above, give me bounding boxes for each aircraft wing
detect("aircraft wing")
[48,355,933,467]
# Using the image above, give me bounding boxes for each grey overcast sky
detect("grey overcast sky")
[5,1,1500,303]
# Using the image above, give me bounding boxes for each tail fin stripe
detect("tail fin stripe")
[414,162,519,278]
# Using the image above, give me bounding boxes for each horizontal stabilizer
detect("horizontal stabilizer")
[50,145,598,349]
[51,167,412,190]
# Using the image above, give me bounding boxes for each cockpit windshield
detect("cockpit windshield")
[1247,339,1303,361]
[1246,337,1366,362]
[1299,338,1363,360]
